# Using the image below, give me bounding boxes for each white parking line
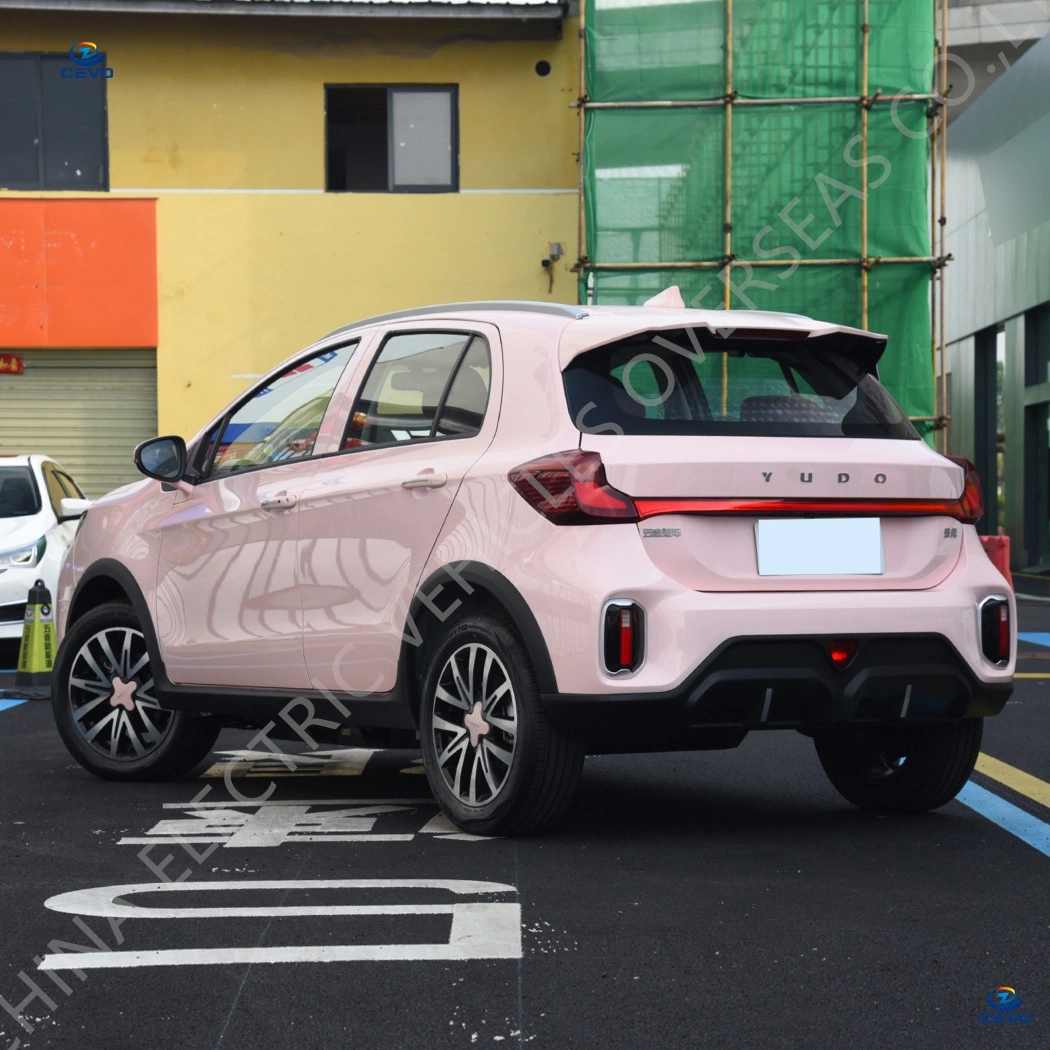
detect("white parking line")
[40,880,522,969]
[202,748,377,778]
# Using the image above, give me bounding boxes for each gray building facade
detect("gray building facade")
[945,28,1050,571]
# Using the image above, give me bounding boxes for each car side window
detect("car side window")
[41,463,66,515]
[342,332,489,449]
[206,343,357,478]
[55,471,85,500]
[432,337,491,438]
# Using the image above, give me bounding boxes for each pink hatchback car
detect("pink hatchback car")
[51,298,1014,834]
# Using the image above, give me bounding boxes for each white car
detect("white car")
[0,456,91,642]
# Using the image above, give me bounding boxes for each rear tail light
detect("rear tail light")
[509,451,638,524]
[602,600,644,673]
[947,456,984,525]
[979,595,1011,665]
[629,456,988,523]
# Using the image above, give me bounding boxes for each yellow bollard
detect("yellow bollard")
[5,579,55,701]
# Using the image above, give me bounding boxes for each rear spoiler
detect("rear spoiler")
[559,322,889,375]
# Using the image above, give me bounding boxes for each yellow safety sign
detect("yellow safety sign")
[8,579,55,701]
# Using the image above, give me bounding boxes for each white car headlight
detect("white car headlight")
[0,536,46,569]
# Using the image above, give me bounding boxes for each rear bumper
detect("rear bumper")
[540,633,1012,753]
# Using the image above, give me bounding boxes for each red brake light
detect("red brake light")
[633,458,986,524]
[827,640,858,668]
[947,456,984,525]
[508,450,638,524]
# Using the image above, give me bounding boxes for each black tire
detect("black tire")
[814,718,983,813]
[52,601,221,781]
[419,613,583,835]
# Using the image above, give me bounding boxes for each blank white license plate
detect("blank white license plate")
[755,518,884,576]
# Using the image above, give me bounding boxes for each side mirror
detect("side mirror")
[134,435,190,489]
[58,497,92,522]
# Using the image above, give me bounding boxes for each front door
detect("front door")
[297,326,500,694]
[154,341,359,689]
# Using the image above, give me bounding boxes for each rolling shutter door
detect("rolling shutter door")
[0,350,157,497]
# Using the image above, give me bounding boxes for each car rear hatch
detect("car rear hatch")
[561,320,975,592]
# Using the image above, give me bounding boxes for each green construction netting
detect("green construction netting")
[583,0,936,434]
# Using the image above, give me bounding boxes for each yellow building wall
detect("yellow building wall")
[0,12,580,434]
[157,192,579,434]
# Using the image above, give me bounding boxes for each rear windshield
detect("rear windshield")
[0,466,42,518]
[563,330,918,440]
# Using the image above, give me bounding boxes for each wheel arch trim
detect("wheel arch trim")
[402,561,558,698]
[67,560,166,676]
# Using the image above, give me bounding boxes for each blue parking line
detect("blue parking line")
[1018,632,1050,648]
[0,699,26,713]
[957,781,1050,858]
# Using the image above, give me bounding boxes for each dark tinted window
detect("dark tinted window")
[0,53,108,191]
[0,55,40,188]
[41,56,108,189]
[433,338,491,438]
[326,85,458,193]
[343,332,473,449]
[0,467,42,518]
[564,330,917,439]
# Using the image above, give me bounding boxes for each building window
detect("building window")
[1025,302,1050,388]
[0,53,108,191]
[326,85,458,193]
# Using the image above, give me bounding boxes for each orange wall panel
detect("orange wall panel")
[0,199,156,348]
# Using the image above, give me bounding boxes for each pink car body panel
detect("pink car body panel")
[155,460,317,689]
[56,301,1015,730]
[298,321,505,694]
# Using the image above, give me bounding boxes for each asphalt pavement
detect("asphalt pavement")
[0,607,1048,1050]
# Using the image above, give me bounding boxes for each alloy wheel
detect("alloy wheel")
[431,642,518,807]
[67,627,174,760]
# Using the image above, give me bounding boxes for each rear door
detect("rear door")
[298,323,502,694]
[565,328,966,592]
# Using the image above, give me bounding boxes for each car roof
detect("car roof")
[0,455,59,472]
[319,299,888,369]
[324,301,588,338]
[323,300,837,333]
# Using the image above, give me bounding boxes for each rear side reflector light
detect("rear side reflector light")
[509,451,638,524]
[603,601,644,673]
[979,596,1011,665]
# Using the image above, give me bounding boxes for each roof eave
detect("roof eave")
[0,0,565,17]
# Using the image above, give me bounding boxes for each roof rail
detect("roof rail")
[326,300,589,338]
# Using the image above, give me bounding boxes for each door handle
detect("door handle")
[402,473,448,490]
[260,494,298,509]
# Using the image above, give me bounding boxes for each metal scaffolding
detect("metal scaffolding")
[576,0,951,448]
